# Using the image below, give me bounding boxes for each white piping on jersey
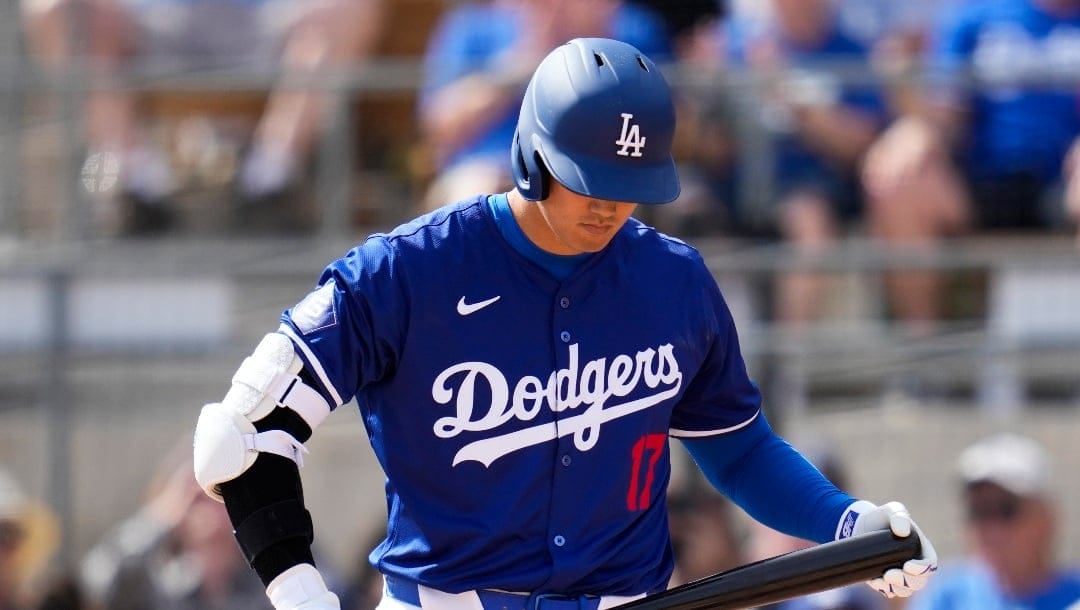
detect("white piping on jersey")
[433,342,683,467]
[668,409,760,438]
[279,324,344,407]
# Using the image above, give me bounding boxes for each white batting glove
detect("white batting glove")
[836,500,938,599]
[266,564,341,610]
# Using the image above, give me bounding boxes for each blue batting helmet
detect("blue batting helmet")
[510,38,680,204]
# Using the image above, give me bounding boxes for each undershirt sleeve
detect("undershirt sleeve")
[678,413,856,544]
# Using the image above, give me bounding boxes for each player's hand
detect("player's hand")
[266,564,341,610]
[837,500,938,599]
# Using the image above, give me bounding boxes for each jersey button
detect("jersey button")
[559,296,570,309]
[553,535,566,547]
[561,454,572,466]
[560,331,571,343]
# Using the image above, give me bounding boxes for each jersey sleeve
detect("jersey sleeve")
[680,415,855,544]
[279,236,407,407]
[669,264,762,436]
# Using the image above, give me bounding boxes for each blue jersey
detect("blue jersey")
[906,559,1080,610]
[930,0,1080,181]
[279,196,761,596]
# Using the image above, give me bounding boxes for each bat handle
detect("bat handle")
[614,529,921,610]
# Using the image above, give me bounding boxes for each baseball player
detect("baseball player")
[192,38,938,610]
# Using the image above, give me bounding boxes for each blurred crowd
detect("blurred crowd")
[4,432,1078,609]
[14,0,1080,241]
[6,0,1080,608]
[12,0,1080,350]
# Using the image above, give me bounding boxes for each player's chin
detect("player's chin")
[575,236,615,253]
[576,225,617,251]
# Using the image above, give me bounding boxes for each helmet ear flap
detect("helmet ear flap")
[511,131,549,201]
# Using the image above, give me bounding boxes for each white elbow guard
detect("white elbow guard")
[193,332,333,501]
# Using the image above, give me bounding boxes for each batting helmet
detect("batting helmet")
[510,37,680,204]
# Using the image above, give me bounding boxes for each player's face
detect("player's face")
[520,182,638,255]
[964,483,1053,581]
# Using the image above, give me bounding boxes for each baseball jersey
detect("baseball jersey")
[279,195,761,596]
[929,0,1080,181]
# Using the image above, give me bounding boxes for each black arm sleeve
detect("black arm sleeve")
[218,398,319,587]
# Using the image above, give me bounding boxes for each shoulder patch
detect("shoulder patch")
[291,280,338,335]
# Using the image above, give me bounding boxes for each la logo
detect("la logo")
[615,113,646,157]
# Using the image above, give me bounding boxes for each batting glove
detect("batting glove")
[836,500,938,599]
[266,563,341,610]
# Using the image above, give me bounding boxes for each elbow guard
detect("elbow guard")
[193,332,334,501]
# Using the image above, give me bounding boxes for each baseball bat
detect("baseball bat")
[614,529,921,610]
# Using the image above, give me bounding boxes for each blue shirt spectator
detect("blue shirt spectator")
[906,434,1080,610]
[723,4,886,219]
[856,0,1080,335]
[837,0,965,48]
[930,0,1080,183]
[417,0,671,209]
[907,560,1080,610]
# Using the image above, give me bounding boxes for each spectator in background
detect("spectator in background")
[744,446,886,610]
[416,0,671,212]
[78,450,274,610]
[21,0,384,235]
[862,0,1080,336]
[666,481,745,588]
[622,0,742,236]
[738,0,886,316]
[0,467,60,610]
[720,0,887,344]
[836,0,966,116]
[907,433,1080,610]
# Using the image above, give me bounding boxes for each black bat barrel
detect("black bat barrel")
[615,529,922,610]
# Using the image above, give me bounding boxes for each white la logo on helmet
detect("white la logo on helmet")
[615,113,646,157]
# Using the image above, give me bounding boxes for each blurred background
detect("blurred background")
[1,0,1079,608]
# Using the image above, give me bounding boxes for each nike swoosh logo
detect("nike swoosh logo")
[457,295,501,316]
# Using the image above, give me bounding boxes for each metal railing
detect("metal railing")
[0,53,906,240]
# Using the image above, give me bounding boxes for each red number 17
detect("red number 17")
[627,433,667,511]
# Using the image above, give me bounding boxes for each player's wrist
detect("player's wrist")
[835,500,879,540]
[834,500,939,599]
